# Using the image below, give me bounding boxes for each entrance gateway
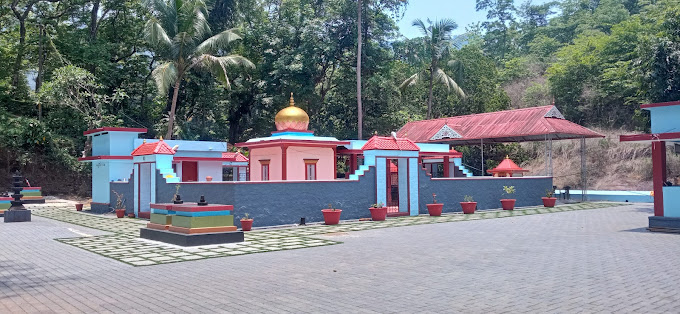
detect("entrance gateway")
[360,135,420,216]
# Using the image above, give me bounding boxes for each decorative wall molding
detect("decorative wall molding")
[430,125,462,141]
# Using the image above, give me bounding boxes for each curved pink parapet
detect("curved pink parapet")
[275,120,309,131]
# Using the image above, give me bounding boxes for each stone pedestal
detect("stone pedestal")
[4,210,32,222]
[140,202,243,246]
[4,171,31,223]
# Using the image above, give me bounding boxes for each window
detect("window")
[304,159,318,180]
[260,160,270,181]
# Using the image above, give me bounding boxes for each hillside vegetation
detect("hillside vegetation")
[522,128,680,191]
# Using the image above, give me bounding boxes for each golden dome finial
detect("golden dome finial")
[143,139,147,143]
[506,155,509,159]
[159,136,164,141]
[275,92,309,131]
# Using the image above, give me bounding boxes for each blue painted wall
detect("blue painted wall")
[155,168,378,228]
[418,168,551,214]
[663,186,680,217]
[648,106,680,134]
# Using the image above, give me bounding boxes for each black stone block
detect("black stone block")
[140,228,244,246]
[4,210,32,223]
[22,199,45,204]
[649,216,680,230]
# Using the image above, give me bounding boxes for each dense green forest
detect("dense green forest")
[1,0,679,193]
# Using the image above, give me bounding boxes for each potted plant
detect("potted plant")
[460,195,477,214]
[542,189,557,207]
[113,191,126,218]
[369,202,387,221]
[240,213,254,231]
[75,203,83,211]
[321,203,342,225]
[501,186,516,210]
[426,193,443,216]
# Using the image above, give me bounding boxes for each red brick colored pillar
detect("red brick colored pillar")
[652,141,666,217]
[443,156,450,177]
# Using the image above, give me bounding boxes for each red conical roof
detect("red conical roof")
[131,140,176,156]
[488,156,529,174]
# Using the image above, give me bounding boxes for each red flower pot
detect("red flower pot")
[75,203,83,211]
[460,202,477,214]
[501,199,516,210]
[426,203,443,216]
[206,176,213,182]
[240,219,253,231]
[128,213,135,218]
[542,197,557,207]
[321,209,342,225]
[369,207,387,221]
[115,209,126,218]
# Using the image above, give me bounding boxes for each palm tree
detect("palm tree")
[144,0,255,139]
[399,19,465,119]
[356,0,363,140]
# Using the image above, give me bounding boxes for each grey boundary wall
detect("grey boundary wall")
[108,176,135,215]
[418,167,552,214]
[155,167,378,228]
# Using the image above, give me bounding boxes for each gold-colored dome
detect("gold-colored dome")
[274,93,309,131]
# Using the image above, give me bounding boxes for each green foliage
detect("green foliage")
[503,185,516,195]
[463,195,475,202]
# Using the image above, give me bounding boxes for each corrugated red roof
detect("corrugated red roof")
[222,152,249,162]
[361,135,420,151]
[131,140,176,156]
[397,106,603,145]
[488,157,529,174]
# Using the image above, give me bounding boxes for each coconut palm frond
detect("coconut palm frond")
[399,72,421,91]
[434,68,465,98]
[144,18,173,52]
[195,29,242,54]
[151,61,179,95]
[193,54,255,89]
[412,18,429,38]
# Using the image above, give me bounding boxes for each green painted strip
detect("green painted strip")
[150,213,172,225]
[171,215,234,228]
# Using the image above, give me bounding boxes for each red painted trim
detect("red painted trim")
[236,139,350,148]
[443,156,450,177]
[640,100,680,109]
[407,158,411,214]
[620,132,680,142]
[419,151,463,157]
[337,149,364,154]
[261,164,269,181]
[174,157,232,162]
[173,165,377,184]
[333,146,337,179]
[652,141,666,217]
[0,197,14,201]
[281,145,288,180]
[78,155,133,161]
[22,187,41,190]
[304,162,317,180]
[136,163,140,214]
[83,127,147,136]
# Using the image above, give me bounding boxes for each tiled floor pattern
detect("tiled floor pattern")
[29,202,625,266]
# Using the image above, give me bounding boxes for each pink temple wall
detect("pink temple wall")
[249,146,282,181]
[286,146,335,180]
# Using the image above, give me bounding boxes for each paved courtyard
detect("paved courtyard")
[2,202,679,313]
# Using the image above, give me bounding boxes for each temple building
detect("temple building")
[236,94,348,181]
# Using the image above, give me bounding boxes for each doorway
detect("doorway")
[182,161,198,182]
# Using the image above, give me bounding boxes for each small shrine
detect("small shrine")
[236,93,348,181]
[487,156,529,177]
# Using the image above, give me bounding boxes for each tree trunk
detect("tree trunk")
[166,81,181,139]
[11,19,27,94]
[356,0,363,140]
[36,25,45,93]
[89,0,100,42]
[427,67,435,119]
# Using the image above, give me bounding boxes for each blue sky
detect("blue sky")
[397,0,552,38]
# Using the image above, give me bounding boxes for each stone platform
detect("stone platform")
[4,210,32,222]
[648,216,680,233]
[140,228,244,246]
